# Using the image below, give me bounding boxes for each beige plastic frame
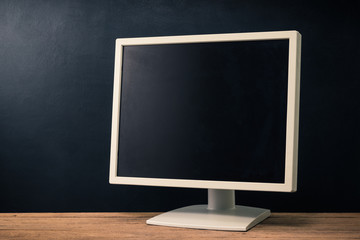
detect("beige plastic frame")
[109,30,301,192]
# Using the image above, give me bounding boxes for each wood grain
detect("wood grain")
[0,213,359,240]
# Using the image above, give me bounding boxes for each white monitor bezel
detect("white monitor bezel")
[109,30,301,192]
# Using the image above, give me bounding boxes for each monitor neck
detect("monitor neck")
[207,189,235,210]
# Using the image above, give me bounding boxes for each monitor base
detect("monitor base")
[146,204,270,231]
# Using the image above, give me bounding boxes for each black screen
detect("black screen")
[117,39,289,183]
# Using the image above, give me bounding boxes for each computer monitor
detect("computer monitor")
[109,31,302,231]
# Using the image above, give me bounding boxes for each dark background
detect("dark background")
[0,0,359,212]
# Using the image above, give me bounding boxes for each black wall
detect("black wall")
[0,0,359,212]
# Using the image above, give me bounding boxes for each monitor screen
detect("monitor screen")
[110,31,301,192]
[118,40,288,183]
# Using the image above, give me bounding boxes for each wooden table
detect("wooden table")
[0,212,359,239]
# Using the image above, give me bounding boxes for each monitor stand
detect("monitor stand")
[146,189,271,231]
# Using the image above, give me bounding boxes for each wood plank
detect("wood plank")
[0,213,359,240]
